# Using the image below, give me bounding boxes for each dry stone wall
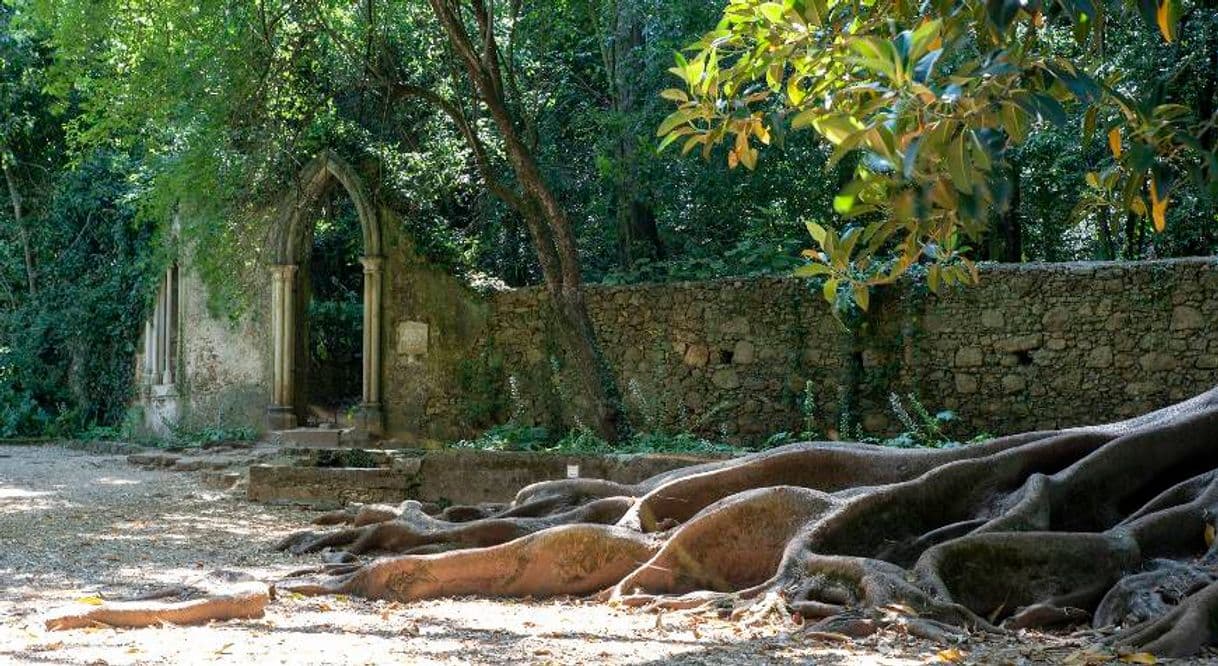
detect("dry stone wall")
[476,258,1218,442]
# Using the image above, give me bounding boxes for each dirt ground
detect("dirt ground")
[0,444,1196,665]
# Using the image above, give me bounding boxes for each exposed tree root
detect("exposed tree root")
[45,581,269,630]
[276,387,1218,657]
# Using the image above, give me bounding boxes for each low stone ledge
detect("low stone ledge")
[415,450,730,504]
[247,465,417,508]
[246,450,730,507]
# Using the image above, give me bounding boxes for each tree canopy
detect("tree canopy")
[658,0,1218,307]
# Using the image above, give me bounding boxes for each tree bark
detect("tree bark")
[1,148,36,297]
[427,0,624,440]
[607,0,663,269]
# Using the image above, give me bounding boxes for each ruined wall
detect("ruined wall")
[476,258,1218,442]
[376,210,492,444]
[175,250,271,431]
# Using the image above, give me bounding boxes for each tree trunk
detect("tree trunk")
[428,0,624,441]
[609,0,663,269]
[1097,208,1116,260]
[1,148,36,297]
[1000,158,1022,262]
[279,387,1218,658]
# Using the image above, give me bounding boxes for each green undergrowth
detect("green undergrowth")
[453,391,991,454]
[452,424,740,456]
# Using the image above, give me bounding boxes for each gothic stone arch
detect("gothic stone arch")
[266,150,384,435]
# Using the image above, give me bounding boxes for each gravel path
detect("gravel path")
[0,444,1174,665]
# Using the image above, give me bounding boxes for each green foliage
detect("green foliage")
[454,423,741,455]
[314,447,378,468]
[0,151,156,437]
[167,423,259,448]
[660,0,1218,309]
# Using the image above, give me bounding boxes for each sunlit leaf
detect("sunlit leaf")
[1108,128,1122,159]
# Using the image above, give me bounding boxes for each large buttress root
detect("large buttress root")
[281,524,657,601]
[276,387,1218,658]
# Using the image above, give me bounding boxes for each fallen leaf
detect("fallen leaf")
[76,596,104,606]
[1205,523,1214,548]
[1120,653,1157,664]
[935,647,966,663]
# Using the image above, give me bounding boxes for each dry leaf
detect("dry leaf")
[76,595,104,606]
[935,647,966,663]
[1121,653,1157,664]
[1205,523,1215,548]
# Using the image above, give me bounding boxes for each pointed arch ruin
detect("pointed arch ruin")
[266,150,384,436]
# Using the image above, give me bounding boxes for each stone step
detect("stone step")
[269,427,352,448]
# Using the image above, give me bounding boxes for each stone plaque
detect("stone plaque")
[397,321,429,356]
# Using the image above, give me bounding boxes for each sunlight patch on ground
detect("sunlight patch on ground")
[93,477,141,486]
[0,486,52,499]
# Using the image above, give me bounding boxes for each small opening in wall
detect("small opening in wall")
[719,349,734,364]
[1014,350,1034,366]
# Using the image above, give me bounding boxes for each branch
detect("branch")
[385,82,526,214]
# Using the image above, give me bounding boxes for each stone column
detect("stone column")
[267,264,298,430]
[359,256,384,435]
[143,319,155,386]
[154,277,167,383]
[161,266,175,385]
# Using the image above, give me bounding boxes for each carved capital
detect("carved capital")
[270,263,299,280]
[360,255,384,273]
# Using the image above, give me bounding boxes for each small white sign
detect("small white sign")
[566,464,579,479]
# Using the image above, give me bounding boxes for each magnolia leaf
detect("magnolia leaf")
[853,285,870,311]
[656,109,693,137]
[758,2,785,23]
[822,278,839,303]
[659,88,688,102]
[793,263,832,277]
[1156,0,1177,42]
[740,147,758,170]
[1152,195,1169,231]
[1108,128,1122,159]
[812,114,864,145]
[1150,177,1169,231]
[805,221,827,244]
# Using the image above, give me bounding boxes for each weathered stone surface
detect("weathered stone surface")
[682,344,709,367]
[270,428,345,448]
[733,340,755,365]
[955,347,984,367]
[1001,374,1026,394]
[1139,351,1177,372]
[995,335,1042,353]
[954,374,979,394]
[980,310,1005,328]
[1042,307,1072,331]
[248,465,415,508]
[711,367,741,389]
[1171,305,1205,330]
[1086,346,1113,368]
[413,450,728,504]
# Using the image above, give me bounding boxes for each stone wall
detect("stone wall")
[156,223,1218,445]
[475,258,1218,442]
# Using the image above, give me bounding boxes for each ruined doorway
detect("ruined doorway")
[267,151,383,436]
[299,193,364,426]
